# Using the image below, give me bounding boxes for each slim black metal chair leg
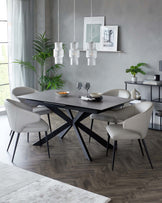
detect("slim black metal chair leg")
[47,114,52,132]
[11,133,20,162]
[90,119,94,130]
[27,132,29,143]
[138,139,144,156]
[9,130,13,136]
[38,132,42,146]
[89,119,94,143]
[106,134,110,156]
[112,141,117,171]
[7,131,15,151]
[45,131,50,158]
[142,139,153,169]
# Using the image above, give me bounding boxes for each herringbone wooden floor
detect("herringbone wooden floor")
[1,113,162,203]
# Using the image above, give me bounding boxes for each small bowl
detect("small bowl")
[56,91,70,97]
[94,96,103,102]
[89,92,102,98]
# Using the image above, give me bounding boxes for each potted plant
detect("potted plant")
[125,63,147,83]
[14,32,64,91]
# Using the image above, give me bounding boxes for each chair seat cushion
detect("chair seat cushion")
[90,111,118,122]
[23,119,49,132]
[90,105,137,123]
[106,124,141,140]
[33,106,51,115]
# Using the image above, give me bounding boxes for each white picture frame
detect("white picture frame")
[100,26,118,52]
[83,16,105,51]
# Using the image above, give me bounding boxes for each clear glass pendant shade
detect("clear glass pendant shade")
[86,42,97,66]
[69,42,80,65]
[53,42,64,64]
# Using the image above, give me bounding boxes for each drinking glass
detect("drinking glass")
[76,82,82,90]
[85,82,90,97]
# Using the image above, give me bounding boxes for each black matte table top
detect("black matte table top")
[19,89,131,113]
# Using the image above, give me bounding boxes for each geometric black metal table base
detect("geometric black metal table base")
[33,105,111,161]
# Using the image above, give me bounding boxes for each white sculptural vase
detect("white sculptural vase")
[131,76,137,83]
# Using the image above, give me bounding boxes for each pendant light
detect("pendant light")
[86,0,97,66]
[69,0,80,65]
[53,0,64,64]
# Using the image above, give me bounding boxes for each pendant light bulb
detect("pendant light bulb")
[69,41,80,65]
[86,42,97,66]
[86,0,97,66]
[54,42,64,64]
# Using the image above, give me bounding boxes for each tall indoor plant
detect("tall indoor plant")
[14,32,64,91]
[125,63,147,82]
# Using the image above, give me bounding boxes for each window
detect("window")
[0,0,10,107]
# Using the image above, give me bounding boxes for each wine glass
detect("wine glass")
[85,82,90,97]
[76,82,82,90]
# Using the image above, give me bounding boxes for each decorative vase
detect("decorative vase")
[131,88,136,99]
[131,76,137,83]
[130,88,141,99]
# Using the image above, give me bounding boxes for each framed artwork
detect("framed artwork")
[83,16,105,51]
[100,26,118,51]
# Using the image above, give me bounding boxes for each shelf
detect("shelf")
[80,50,123,53]
[125,81,162,87]
[152,98,162,103]
[149,123,162,131]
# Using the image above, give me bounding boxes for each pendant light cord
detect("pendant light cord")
[74,0,76,42]
[90,0,93,42]
[91,0,92,17]
[58,0,60,42]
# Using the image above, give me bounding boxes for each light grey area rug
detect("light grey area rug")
[0,162,111,203]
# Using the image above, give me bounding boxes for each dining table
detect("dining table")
[19,90,131,161]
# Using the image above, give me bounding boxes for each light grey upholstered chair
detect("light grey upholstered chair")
[106,101,153,171]
[89,89,131,142]
[12,86,52,136]
[5,99,50,162]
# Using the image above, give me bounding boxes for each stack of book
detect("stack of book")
[143,80,162,85]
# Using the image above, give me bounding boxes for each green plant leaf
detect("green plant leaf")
[125,62,147,76]
[136,63,147,67]
[13,60,36,72]
[14,31,64,91]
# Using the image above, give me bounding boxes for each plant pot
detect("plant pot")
[131,76,137,83]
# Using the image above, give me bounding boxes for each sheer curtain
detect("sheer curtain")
[7,0,35,90]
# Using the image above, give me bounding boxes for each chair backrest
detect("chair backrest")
[123,101,153,138]
[12,86,38,106]
[134,101,152,114]
[5,99,40,133]
[103,89,131,99]
[12,86,37,98]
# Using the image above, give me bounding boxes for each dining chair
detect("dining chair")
[12,86,52,135]
[89,89,131,142]
[5,99,50,162]
[106,101,153,170]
